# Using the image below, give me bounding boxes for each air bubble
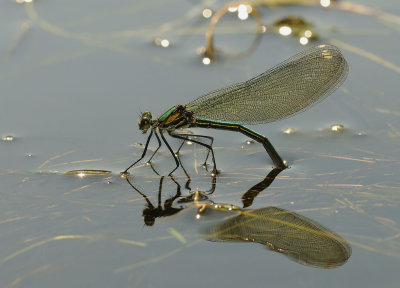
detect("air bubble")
[153,38,170,48]
[283,128,295,134]
[202,8,212,18]
[2,135,14,142]
[202,57,211,65]
[330,124,344,132]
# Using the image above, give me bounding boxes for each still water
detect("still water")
[1,0,399,287]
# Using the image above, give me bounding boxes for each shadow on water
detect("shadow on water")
[124,162,351,269]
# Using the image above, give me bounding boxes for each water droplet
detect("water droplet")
[210,169,220,177]
[186,140,193,145]
[279,26,292,36]
[283,128,295,134]
[228,6,238,12]
[133,142,143,148]
[299,36,309,45]
[320,0,331,8]
[202,8,212,18]
[245,139,255,145]
[202,57,211,65]
[304,30,313,38]
[237,4,249,20]
[160,39,170,48]
[2,135,14,142]
[146,161,152,166]
[330,124,344,132]
[153,38,170,48]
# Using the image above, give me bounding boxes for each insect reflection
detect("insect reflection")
[125,166,351,268]
[125,172,216,227]
[125,158,282,226]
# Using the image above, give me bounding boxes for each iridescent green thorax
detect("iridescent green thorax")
[157,105,193,129]
[158,106,178,122]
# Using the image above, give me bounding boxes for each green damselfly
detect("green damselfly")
[124,44,348,175]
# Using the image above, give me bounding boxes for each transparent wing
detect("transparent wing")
[186,44,348,124]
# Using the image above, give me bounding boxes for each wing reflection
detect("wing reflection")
[199,204,351,268]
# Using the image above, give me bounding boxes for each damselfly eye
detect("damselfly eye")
[138,117,151,133]
[138,111,153,133]
[141,111,152,119]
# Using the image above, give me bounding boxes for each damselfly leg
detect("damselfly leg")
[123,129,154,174]
[174,133,215,169]
[168,130,217,174]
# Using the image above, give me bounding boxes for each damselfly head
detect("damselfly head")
[143,213,156,226]
[138,111,152,133]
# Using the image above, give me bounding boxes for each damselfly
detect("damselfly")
[123,44,348,175]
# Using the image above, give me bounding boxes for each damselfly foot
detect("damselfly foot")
[210,169,220,177]
[120,171,130,179]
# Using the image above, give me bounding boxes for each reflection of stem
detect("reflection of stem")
[204,2,264,61]
[330,39,400,74]
[114,239,202,274]
[3,22,31,60]
[3,235,97,264]
[333,1,400,26]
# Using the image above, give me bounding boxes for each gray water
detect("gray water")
[1,0,400,287]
